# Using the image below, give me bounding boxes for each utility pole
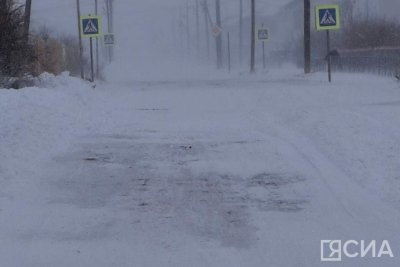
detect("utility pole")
[262,24,266,69]
[24,0,32,41]
[95,0,100,77]
[109,0,114,62]
[186,0,190,55]
[76,0,84,79]
[215,0,223,69]
[304,0,311,74]
[227,32,231,73]
[202,0,211,59]
[239,0,243,65]
[195,0,200,55]
[250,0,255,73]
[106,0,114,63]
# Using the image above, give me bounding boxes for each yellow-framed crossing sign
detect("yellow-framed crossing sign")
[316,5,340,31]
[80,15,102,38]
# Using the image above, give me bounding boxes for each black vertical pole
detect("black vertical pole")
[109,0,114,62]
[203,0,211,59]
[239,0,243,65]
[90,37,94,82]
[186,0,190,55]
[106,0,112,63]
[24,0,32,41]
[250,0,255,73]
[261,24,265,69]
[76,0,84,79]
[195,0,200,55]
[304,0,311,74]
[327,30,332,82]
[227,32,231,73]
[262,41,266,69]
[215,0,223,69]
[95,0,99,78]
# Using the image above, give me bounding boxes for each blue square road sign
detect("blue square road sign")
[80,16,102,37]
[316,5,340,31]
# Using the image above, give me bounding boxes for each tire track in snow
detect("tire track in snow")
[243,108,400,231]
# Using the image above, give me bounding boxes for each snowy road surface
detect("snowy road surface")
[1,70,400,266]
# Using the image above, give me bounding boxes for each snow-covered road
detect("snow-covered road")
[1,70,400,266]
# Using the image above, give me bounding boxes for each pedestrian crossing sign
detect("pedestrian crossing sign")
[257,28,269,42]
[80,15,102,37]
[316,5,340,31]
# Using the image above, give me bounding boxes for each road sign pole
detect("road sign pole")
[76,0,84,79]
[90,37,95,82]
[95,0,99,78]
[202,0,211,60]
[215,0,223,69]
[239,0,243,65]
[304,0,311,74]
[195,0,200,56]
[261,24,265,69]
[250,0,255,73]
[316,5,340,82]
[326,30,332,82]
[227,32,231,73]
[262,41,266,69]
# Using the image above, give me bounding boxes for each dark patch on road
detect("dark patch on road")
[43,135,309,247]
[247,173,308,212]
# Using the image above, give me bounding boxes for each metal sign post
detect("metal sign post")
[257,26,269,69]
[89,37,94,82]
[316,5,340,83]
[80,15,102,82]
[327,30,331,82]
[227,32,231,73]
[95,0,99,78]
[76,0,84,79]
[250,0,255,73]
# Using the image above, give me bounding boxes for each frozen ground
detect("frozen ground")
[1,69,400,266]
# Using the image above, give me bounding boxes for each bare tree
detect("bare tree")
[0,0,36,79]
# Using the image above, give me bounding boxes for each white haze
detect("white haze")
[29,0,292,81]
[28,0,400,81]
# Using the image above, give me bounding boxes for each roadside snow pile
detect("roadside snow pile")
[0,74,92,186]
[36,71,88,89]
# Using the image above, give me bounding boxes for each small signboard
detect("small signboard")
[257,28,269,42]
[80,15,102,37]
[104,33,115,46]
[212,25,222,38]
[316,5,340,31]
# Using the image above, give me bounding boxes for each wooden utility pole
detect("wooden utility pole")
[195,0,200,55]
[76,0,84,79]
[250,0,255,73]
[227,32,231,73]
[24,0,32,40]
[304,0,311,74]
[110,0,114,62]
[95,0,100,77]
[106,0,114,63]
[261,24,266,69]
[186,0,190,54]
[215,0,223,69]
[202,0,211,59]
[239,0,243,65]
